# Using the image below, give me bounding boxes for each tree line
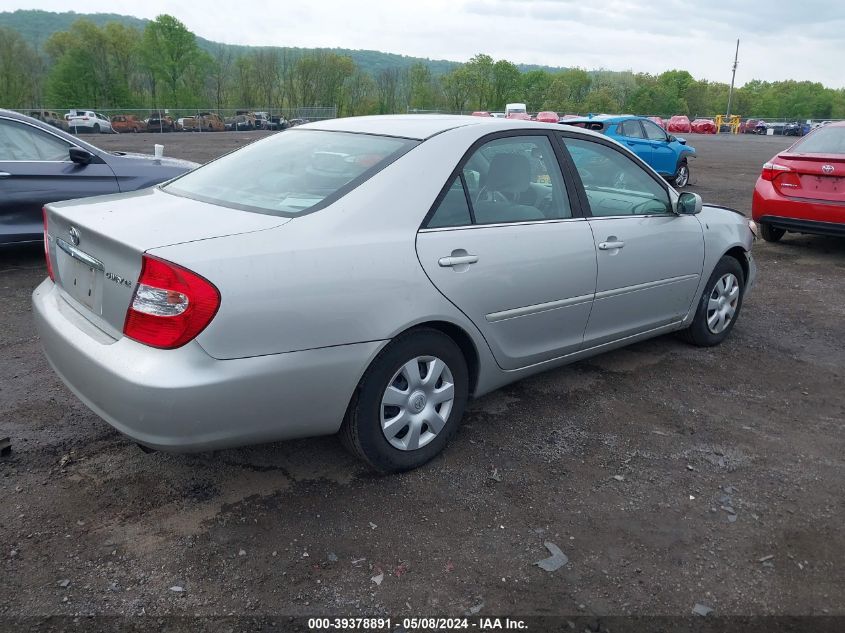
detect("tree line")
[1,15,844,120]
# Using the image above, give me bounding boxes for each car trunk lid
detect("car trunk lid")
[774,153,845,202]
[45,187,287,339]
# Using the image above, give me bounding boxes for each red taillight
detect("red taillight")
[123,255,220,349]
[761,161,791,181]
[43,207,54,281]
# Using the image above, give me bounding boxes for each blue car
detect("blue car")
[561,115,696,187]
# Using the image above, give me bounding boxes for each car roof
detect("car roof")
[561,114,644,125]
[299,114,569,140]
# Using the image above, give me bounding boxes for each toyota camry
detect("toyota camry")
[34,115,756,472]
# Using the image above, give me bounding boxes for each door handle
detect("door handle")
[598,240,625,250]
[0,172,11,178]
[438,254,479,267]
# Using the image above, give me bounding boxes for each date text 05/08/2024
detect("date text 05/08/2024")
[307,617,529,630]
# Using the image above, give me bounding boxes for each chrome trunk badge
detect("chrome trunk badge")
[68,226,80,246]
[822,164,834,174]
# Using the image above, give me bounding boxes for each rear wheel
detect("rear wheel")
[92,123,100,134]
[340,329,469,473]
[671,160,690,188]
[760,222,785,242]
[682,256,745,347]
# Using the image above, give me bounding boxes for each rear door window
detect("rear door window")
[0,119,71,161]
[619,120,645,138]
[424,134,572,228]
[427,176,473,228]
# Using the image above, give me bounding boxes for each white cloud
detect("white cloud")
[6,0,845,87]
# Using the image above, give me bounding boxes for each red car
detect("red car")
[752,122,845,241]
[691,118,717,134]
[535,111,559,123]
[667,115,692,134]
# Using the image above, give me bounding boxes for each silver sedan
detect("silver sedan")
[34,115,757,472]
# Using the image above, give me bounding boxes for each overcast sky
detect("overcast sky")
[8,0,845,88]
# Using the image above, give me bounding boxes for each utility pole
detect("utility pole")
[726,39,740,120]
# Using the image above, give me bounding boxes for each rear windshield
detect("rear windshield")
[164,130,417,216]
[791,126,845,155]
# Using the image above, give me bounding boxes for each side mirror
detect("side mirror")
[69,147,94,165]
[677,191,703,215]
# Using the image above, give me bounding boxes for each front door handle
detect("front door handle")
[438,254,479,267]
[598,240,625,250]
[0,172,11,178]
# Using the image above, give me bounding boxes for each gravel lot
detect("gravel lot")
[1,130,843,621]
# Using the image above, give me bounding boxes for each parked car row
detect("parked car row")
[26,110,297,134]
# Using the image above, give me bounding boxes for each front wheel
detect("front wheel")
[760,222,785,242]
[340,329,469,473]
[682,256,745,347]
[671,160,690,188]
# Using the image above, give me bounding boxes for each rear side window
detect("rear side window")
[619,121,644,138]
[428,177,472,228]
[791,126,845,155]
[425,135,572,228]
[0,119,70,161]
[164,130,417,216]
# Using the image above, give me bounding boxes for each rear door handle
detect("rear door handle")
[438,254,479,267]
[598,241,625,250]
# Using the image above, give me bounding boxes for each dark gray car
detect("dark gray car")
[0,109,198,245]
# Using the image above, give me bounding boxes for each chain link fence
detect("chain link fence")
[14,106,338,133]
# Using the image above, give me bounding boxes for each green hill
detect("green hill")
[0,9,472,76]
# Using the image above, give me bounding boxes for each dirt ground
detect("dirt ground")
[1,130,843,622]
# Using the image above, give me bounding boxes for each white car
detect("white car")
[65,111,113,134]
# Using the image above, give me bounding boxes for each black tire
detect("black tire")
[671,159,690,188]
[682,255,745,347]
[340,328,469,473]
[760,222,785,242]
[92,123,100,134]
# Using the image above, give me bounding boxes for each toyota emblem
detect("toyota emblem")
[822,164,834,174]
[68,226,80,246]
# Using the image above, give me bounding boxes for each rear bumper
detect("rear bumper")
[756,215,845,238]
[752,178,845,232]
[33,279,384,452]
